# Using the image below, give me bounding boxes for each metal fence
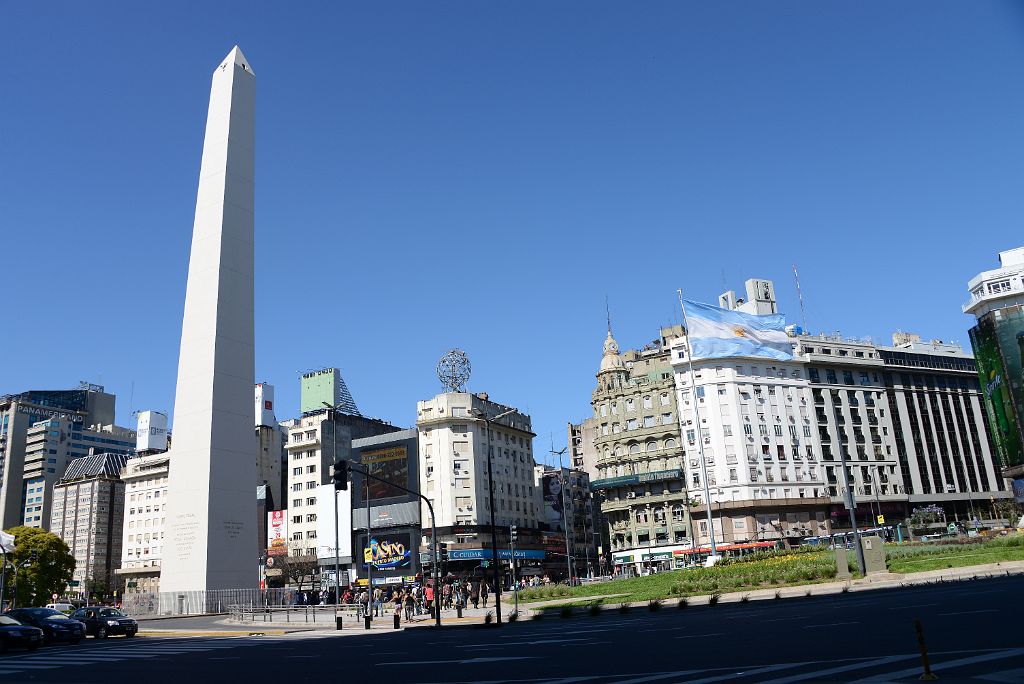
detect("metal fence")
[227,604,364,624]
[122,588,297,617]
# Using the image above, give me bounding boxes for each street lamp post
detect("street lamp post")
[474,407,517,626]
[552,445,574,585]
[322,403,344,609]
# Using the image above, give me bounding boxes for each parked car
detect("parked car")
[70,606,137,639]
[45,602,76,614]
[0,615,42,651]
[5,608,85,644]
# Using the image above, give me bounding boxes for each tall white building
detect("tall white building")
[671,344,831,547]
[416,392,541,533]
[116,451,170,594]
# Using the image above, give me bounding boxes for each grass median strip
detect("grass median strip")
[520,535,1024,607]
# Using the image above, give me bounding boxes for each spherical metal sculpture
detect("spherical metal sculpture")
[437,349,472,393]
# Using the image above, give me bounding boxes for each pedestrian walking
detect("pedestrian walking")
[373,586,383,617]
[470,580,480,609]
[481,581,489,608]
[404,590,415,621]
[425,582,435,616]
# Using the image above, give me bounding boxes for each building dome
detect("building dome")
[599,331,625,373]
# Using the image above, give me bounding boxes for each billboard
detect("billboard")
[970,306,1024,471]
[543,471,565,532]
[355,529,417,580]
[361,446,409,500]
[316,484,353,563]
[135,411,168,453]
[267,510,288,557]
[255,383,276,427]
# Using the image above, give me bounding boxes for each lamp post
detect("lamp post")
[551,445,574,585]
[473,406,517,626]
[10,552,37,610]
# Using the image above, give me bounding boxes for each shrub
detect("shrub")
[508,610,518,623]
[677,597,689,609]
[708,593,720,606]
[648,599,662,611]
[484,611,494,624]
[774,591,782,600]
[740,594,750,603]
[531,610,545,620]
[618,603,630,614]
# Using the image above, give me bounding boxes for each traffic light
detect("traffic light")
[332,460,349,491]
[510,525,518,543]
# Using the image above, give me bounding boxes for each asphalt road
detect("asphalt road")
[3,574,1021,683]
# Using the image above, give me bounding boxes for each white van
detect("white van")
[45,602,75,613]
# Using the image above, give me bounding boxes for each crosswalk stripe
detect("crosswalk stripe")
[852,648,1024,682]
[755,655,920,684]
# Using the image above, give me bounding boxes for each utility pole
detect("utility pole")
[830,391,867,576]
[474,407,516,626]
[551,443,573,584]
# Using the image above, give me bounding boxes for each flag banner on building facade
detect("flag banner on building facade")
[683,299,794,361]
[0,531,13,553]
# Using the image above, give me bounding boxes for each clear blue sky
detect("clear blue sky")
[4,2,1024,464]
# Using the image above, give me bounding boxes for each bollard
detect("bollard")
[457,604,463,618]
[394,614,401,629]
[914,619,939,681]
[336,615,343,631]
[364,614,371,630]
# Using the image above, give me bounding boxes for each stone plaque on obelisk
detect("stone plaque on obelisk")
[160,46,256,594]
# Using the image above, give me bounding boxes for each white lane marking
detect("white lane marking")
[886,603,937,610]
[852,648,1024,682]
[378,656,538,666]
[756,654,920,683]
[937,609,999,616]
[802,622,859,628]
[609,671,700,684]
[666,663,805,684]
[674,633,725,639]
[762,615,812,622]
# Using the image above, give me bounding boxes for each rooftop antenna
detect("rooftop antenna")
[793,264,808,332]
[605,295,612,335]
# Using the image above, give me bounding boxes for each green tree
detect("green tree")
[3,526,75,607]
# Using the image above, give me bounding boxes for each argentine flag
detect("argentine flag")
[683,299,794,361]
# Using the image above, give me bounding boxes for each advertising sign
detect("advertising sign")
[543,471,565,531]
[354,530,418,579]
[316,484,353,563]
[969,307,1024,470]
[135,411,168,453]
[267,510,288,557]
[361,446,409,500]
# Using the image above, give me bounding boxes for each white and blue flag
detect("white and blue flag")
[683,299,794,361]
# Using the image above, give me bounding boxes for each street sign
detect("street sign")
[947,523,958,534]
[876,515,885,524]
[51,593,58,600]
[843,489,856,510]
[68,580,80,587]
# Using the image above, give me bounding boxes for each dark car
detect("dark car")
[5,608,84,644]
[0,615,43,651]
[70,606,137,639]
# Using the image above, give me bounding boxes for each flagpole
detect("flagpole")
[677,290,719,558]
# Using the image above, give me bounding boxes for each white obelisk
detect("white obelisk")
[161,47,256,594]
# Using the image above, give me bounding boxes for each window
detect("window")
[306,497,316,506]
[306,464,316,473]
[643,396,653,409]
[626,399,635,412]
[759,424,768,436]
[626,419,637,430]
[600,404,607,417]
[723,425,733,437]
[660,393,670,406]
[662,413,673,425]
[643,416,655,428]
[306,481,317,490]
[306,514,317,522]
[292,498,301,508]
[744,424,753,436]
[292,515,301,524]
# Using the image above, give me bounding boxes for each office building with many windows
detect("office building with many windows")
[50,452,129,598]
